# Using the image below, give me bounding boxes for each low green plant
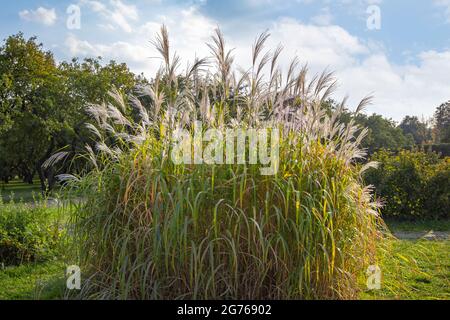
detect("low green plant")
[0,198,65,265]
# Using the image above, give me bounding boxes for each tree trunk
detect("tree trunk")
[22,171,34,184]
[47,167,56,191]
[37,137,56,195]
[37,167,47,195]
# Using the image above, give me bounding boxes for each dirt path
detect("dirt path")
[393,230,450,241]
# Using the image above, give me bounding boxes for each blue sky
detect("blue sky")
[1,0,450,121]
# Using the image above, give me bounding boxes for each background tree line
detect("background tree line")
[0,33,449,201]
[0,33,146,192]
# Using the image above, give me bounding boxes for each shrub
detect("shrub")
[365,150,449,219]
[423,159,450,218]
[68,26,382,300]
[0,199,64,265]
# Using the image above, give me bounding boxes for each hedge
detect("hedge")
[364,150,449,219]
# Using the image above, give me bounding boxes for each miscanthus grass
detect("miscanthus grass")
[62,26,383,299]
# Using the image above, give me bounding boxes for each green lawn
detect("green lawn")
[361,239,449,300]
[0,260,66,300]
[0,180,43,203]
[359,219,449,300]
[0,180,65,203]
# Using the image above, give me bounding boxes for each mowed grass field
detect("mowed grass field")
[0,261,66,300]
[361,239,449,300]
[0,182,448,300]
[0,180,43,203]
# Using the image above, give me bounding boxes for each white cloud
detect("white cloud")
[252,18,450,120]
[65,6,216,74]
[65,34,150,64]
[19,7,57,26]
[215,16,450,120]
[232,17,368,70]
[79,0,139,33]
[349,50,450,120]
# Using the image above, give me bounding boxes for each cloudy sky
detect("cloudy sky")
[1,0,450,121]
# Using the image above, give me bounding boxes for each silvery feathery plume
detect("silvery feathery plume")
[56,174,80,183]
[107,104,132,127]
[42,151,69,169]
[85,123,102,140]
[86,103,108,126]
[129,95,150,127]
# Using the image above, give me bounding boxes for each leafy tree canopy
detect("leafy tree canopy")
[0,33,144,190]
[434,101,450,143]
[399,115,432,145]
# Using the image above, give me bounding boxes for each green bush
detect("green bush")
[423,160,450,218]
[0,200,64,265]
[365,150,449,219]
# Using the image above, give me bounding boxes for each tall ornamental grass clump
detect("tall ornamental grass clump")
[65,27,382,299]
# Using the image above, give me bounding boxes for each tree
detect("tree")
[0,33,62,188]
[434,101,450,143]
[0,33,143,191]
[399,116,431,145]
[357,114,415,153]
[322,100,414,154]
